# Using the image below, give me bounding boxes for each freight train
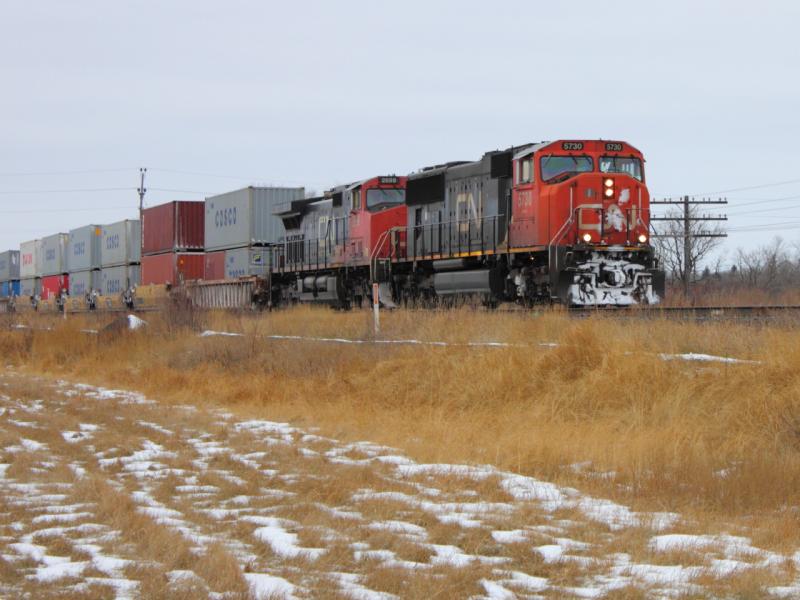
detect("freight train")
[0,139,664,313]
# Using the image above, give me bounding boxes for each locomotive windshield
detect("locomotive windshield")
[367,188,405,211]
[599,156,643,181]
[540,155,593,183]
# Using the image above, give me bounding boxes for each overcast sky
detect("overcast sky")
[1,1,799,264]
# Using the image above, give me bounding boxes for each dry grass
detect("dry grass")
[2,306,800,543]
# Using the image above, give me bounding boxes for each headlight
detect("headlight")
[638,234,647,243]
[604,188,614,197]
[582,233,592,243]
[604,178,614,187]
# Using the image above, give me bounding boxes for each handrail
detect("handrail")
[370,226,406,282]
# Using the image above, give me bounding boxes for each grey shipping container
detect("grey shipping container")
[101,220,141,267]
[20,278,40,298]
[100,265,140,296]
[0,250,20,281]
[225,247,271,279]
[19,239,42,279]
[68,224,102,271]
[69,270,101,297]
[40,233,69,276]
[204,186,304,251]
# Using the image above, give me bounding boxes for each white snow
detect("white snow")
[127,315,147,330]
[245,573,297,599]
[252,518,325,560]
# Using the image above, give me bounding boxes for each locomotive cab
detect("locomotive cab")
[345,176,407,263]
[509,140,663,306]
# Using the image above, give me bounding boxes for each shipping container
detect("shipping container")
[68,270,100,297]
[204,251,226,280]
[100,265,141,296]
[40,233,69,276]
[68,224,102,271]
[20,240,42,279]
[225,246,271,279]
[0,281,20,297]
[143,201,204,255]
[20,278,40,298]
[204,186,304,251]
[0,250,20,281]
[141,252,205,286]
[41,274,69,300]
[101,220,141,267]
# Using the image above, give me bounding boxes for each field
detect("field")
[1,306,800,598]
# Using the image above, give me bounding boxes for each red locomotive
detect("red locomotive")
[271,140,663,307]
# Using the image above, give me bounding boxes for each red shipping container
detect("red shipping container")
[41,274,69,300]
[204,250,226,280]
[142,201,205,255]
[141,253,205,286]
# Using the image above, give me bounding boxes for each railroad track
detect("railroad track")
[569,304,800,321]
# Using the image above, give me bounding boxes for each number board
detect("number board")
[379,176,399,185]
[561,142,584,151]
[605,142,624,152]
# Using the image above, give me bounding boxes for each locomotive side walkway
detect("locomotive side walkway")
[0,371,798,599]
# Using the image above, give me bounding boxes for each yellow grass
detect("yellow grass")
[2,305,800,546]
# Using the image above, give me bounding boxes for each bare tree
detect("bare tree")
[651,203,726,286]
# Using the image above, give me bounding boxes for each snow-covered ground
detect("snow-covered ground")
[0,371,796,599]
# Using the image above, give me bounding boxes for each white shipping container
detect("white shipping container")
[204,186,304,251]
[20,277,40,298]
[224,247,271,279]
[68,224,102,271]
[101,220,141,267]
[0,250,20,282]
[19,240,42,279]
[100,265,140,296]
[40,233,69,276]
[69,270,101,297]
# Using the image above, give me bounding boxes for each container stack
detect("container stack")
[19,239,42,298]
[40,233,70,300]
[67,225,102,298]
[0,250,20,298]
[140,201,205,286]
[204,186,304,279]
[100,220,141,296]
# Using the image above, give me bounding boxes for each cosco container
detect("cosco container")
[143,201,204,255]
[19,240,42,279]
[0,281,20,297]
[141,252,205,286]
[40,233,69,276]
[225,247,271,279]
[68,270,100,297]
[68,224,102,271]
[0,250,20,281]
[20,278,40,298]
[100,265,140,296]
[101,220,141,267]
[204,186,304,251]
[41,274,68,300]
[204,251,225,280]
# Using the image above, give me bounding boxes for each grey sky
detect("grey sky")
[1,1,799,263]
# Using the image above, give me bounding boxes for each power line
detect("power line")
[0,167,135,177]
[149,167,322,187]
[0,206,132,214]
[0,187,133,195]
[654,177,800,198]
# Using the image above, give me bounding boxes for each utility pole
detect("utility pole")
[138,167,147,269]
[651,196,728,297]
[137,167,147,221]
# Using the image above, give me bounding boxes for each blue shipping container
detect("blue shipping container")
[0,281,21,297]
